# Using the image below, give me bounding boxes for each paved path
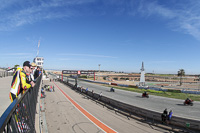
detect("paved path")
[0,76,12,117]
[43,79,172,133]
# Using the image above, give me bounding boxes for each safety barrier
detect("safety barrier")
[57,77,200,132]
[0,75,42,133]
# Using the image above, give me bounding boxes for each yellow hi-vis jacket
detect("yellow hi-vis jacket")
[10,67,31,97]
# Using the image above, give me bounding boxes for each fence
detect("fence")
[0,75,42,133]
[0,71,13,78]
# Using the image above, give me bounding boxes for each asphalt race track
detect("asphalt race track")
[69,79,200,121]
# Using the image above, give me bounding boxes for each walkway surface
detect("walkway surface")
[42,79,173,133]
[0,76,12,117]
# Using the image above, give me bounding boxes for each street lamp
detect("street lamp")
[98,64,101,73]
[98,64,101,80]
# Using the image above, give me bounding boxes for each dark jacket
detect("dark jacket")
[34,69,39,79]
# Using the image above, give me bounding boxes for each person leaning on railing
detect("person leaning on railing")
[34,66,40,80]
[29,62,37,82]
[9,61,35,102]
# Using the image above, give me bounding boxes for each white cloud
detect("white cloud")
[1,0,200,41]
[0,0,95,31]
[180,23,200,40]
[137,1,200,40]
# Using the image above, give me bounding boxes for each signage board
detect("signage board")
[62,70,95,75]
[80,71,95,74]
[62,70,78,74]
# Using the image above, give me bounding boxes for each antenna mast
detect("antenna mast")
[37,40,40,57]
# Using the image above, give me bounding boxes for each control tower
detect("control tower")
[139,62,145,86]
[33,57,44,68]
[33,40,44,68]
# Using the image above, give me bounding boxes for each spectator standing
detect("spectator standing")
[30,62,37,82]
[53,86,55,92]
[9,61,35,102]
[161,108,168,123]
[34,66,40,80]
[27,66,34,83]
[50,86,53,92]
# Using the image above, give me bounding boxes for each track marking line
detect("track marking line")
[53,81,118,133]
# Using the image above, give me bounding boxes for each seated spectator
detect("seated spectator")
[41,87,45,98]
[98,92,102,100]
[168,110,173,121]
[85,88,88,94]
[80,87,83,93]
[91,90,94,97]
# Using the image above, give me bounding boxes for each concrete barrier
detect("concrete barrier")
[60,79,200,132]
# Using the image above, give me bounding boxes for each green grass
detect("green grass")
[97,83,200,101]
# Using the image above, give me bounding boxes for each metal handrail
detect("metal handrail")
[0,75,42,133]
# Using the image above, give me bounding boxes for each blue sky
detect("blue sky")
[0,0,200,74]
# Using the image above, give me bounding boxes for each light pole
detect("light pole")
[98,64,101,80]
[198,75,200,91]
